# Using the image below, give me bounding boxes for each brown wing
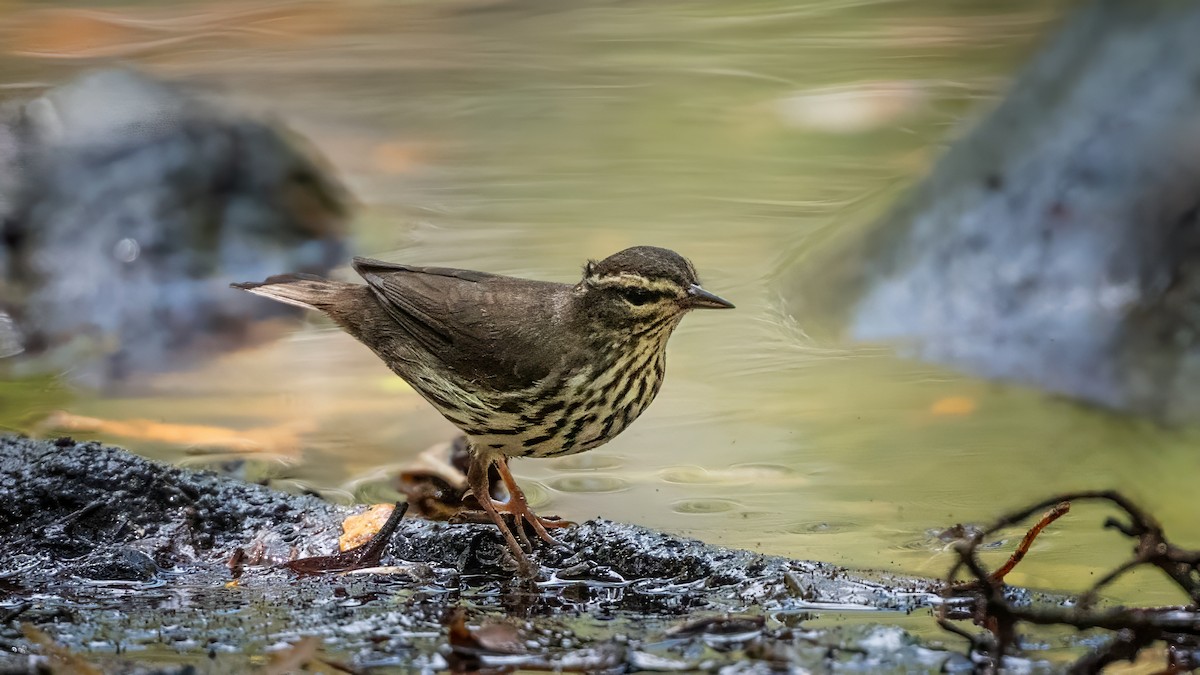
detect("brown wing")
[351,257,568,391]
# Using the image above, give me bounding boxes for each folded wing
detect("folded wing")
[351,257,563,391]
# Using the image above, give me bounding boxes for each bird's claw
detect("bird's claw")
[491,499,573,551]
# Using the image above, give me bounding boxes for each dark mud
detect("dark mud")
[0,435,1026,672]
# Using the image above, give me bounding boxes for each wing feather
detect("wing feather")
[350,257,567,391]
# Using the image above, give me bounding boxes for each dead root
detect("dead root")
[938,490,1200,674]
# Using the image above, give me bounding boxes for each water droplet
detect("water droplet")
[672,498,740,514]
[784,520,854,534]
[518,480,555,507]
[551,454,624,471]
[545,475,630,494]
[658,463,801,486]
[113,237,140,263]
[728,463,797,479]
[658,465,717,484]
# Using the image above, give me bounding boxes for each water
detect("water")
[5,0,1198,608]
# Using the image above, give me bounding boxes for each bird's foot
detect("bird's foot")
[491,498,573,550]
[489,455,574,550]
[467,453,577,576]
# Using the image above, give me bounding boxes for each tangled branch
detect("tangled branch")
[938,490,1200,674]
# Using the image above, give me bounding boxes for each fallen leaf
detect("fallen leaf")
[6,3,356,59]
[285,502,407,575]
[7,10,152,58]
[776,81,927,134]
[41,410,312,456]
[370,141,431,175]
[929,396,977,416]
[258,636,321,675]
[339,503,395,551]
[396,437,485,520]
[447,608,525,654]
[21,624,103,675]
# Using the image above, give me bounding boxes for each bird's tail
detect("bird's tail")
[230,273,354,311]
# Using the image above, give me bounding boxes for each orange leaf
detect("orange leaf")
[930,396,977,416]
[339,504,395,552]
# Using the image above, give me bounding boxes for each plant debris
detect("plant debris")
[938,490,1200,673]
[258,636,321,675]
[338,503,398,551]
[396,436,503,520]
[21,624,102,675]
[283,502,408,574]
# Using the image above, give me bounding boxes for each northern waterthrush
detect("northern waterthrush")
[233,246,733,568]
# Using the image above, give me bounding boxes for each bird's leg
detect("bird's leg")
[491,456,572,548]
[466,452,532,569]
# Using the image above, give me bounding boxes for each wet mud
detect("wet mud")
[0,435,1009,672]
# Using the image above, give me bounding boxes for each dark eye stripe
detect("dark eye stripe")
[620,287,673,305]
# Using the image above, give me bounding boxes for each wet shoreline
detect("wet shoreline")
[0,434,993,672]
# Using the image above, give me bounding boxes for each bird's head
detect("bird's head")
[577,246,733,334]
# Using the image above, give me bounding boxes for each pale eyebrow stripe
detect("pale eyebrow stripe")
[587,274,680,294]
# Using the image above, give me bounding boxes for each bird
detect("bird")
[232,246,733,570]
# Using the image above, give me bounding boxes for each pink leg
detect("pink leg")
[466,452,533,572]
[491,456,572,548]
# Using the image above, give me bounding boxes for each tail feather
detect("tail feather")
[231,274,350,311]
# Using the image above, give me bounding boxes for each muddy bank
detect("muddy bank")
[0,435,1007,672]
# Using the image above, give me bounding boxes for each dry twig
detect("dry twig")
[938,491,1200,674]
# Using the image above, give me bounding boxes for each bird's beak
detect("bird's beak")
[686,284,735,309]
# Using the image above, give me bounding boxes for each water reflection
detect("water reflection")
[3,0,1196,607]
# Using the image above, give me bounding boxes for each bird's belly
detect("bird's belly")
[508,361,664,459]
[471,399,650,459]
[409,351,667,459]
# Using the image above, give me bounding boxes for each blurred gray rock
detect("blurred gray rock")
[786,0,1200,422]
[0,68,349,385]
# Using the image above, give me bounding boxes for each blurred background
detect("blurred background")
[2,0,1197,606]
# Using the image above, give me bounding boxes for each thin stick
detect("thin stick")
[989,501,1070,584]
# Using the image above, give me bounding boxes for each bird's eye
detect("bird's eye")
[621,287,656,306]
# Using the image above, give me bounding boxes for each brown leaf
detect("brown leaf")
[447,608,526,657]
[7,10,153,58]
[284,502,407,575]
[397,436,507,520]
[21,624,103,675]
[929,396,977,416]
[339,503,396,552]
[41,410,311,456]
[258,636,321,675]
